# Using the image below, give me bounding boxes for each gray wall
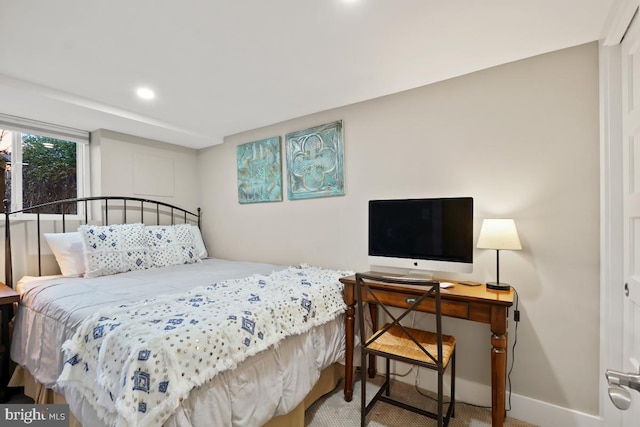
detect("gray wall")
[197,42,600,415]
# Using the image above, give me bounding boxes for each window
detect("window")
[0,114,89,215]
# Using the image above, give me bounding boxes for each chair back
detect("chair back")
[355,272,445,369]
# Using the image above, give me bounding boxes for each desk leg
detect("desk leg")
[344,286,356,402]
[491,306,508,427]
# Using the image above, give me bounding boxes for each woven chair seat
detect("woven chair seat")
[368,324,456,367]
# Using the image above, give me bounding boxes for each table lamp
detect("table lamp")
[477,219,522,290]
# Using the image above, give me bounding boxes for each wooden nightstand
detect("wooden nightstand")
[0,283,18,402]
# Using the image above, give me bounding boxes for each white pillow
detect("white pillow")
[79,223,152,278]
[190,225,208,258]
[44,232,86,277]
[145,224,201,267]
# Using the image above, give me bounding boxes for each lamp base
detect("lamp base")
[486,282,511,291]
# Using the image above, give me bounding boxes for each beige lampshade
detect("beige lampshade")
[477,219,522,250]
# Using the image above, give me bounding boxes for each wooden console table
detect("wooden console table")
[340,273,514,427]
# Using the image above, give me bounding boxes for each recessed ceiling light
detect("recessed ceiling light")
[136,87,155,100]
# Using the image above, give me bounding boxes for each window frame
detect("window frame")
[0,114,90,219]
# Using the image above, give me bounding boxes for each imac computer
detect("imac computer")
[368,197,473,278]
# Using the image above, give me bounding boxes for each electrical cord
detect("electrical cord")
[390,366,414,378]
[506,286,520,412]
[411,287,520,411]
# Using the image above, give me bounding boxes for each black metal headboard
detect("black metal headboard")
[3,196,201,289]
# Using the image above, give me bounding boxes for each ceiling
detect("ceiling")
[0,0,616,149]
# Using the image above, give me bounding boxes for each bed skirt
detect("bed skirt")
[9,363,345,427]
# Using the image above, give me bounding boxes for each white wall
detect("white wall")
[90,129,200,215]
[197,42,601,418]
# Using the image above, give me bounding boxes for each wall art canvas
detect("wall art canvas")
[236,136,282,204]
[285,120,344,200]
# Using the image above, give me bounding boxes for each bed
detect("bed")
[4,196,350,427]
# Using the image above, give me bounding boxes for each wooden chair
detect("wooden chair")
[355,272,456,427]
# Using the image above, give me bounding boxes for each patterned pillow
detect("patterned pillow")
[144,224,201,268]
[79,223,152,278]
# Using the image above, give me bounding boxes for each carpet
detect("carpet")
[305,377,537,427]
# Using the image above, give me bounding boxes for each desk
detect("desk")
[0,282,18,402]
[340,273,514,427]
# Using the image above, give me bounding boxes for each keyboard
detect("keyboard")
[380,275,454,288]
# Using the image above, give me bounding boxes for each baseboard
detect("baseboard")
[508,392,603,427]
[455,378,604,427]
[398,372,604,427]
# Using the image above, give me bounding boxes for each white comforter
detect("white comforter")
[11,259,348,427]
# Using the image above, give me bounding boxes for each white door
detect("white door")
[611,12,640,425]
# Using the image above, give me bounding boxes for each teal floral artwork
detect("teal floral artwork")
[285,121,344,200]
[237,136,283,204]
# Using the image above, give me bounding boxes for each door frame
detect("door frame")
[600,1,638,425]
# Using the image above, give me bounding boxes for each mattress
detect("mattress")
[11,258,347,427]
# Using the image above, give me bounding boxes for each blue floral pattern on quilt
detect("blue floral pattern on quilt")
[144,224,201,267]
[79,223,152,278]
[57,265,350,427]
